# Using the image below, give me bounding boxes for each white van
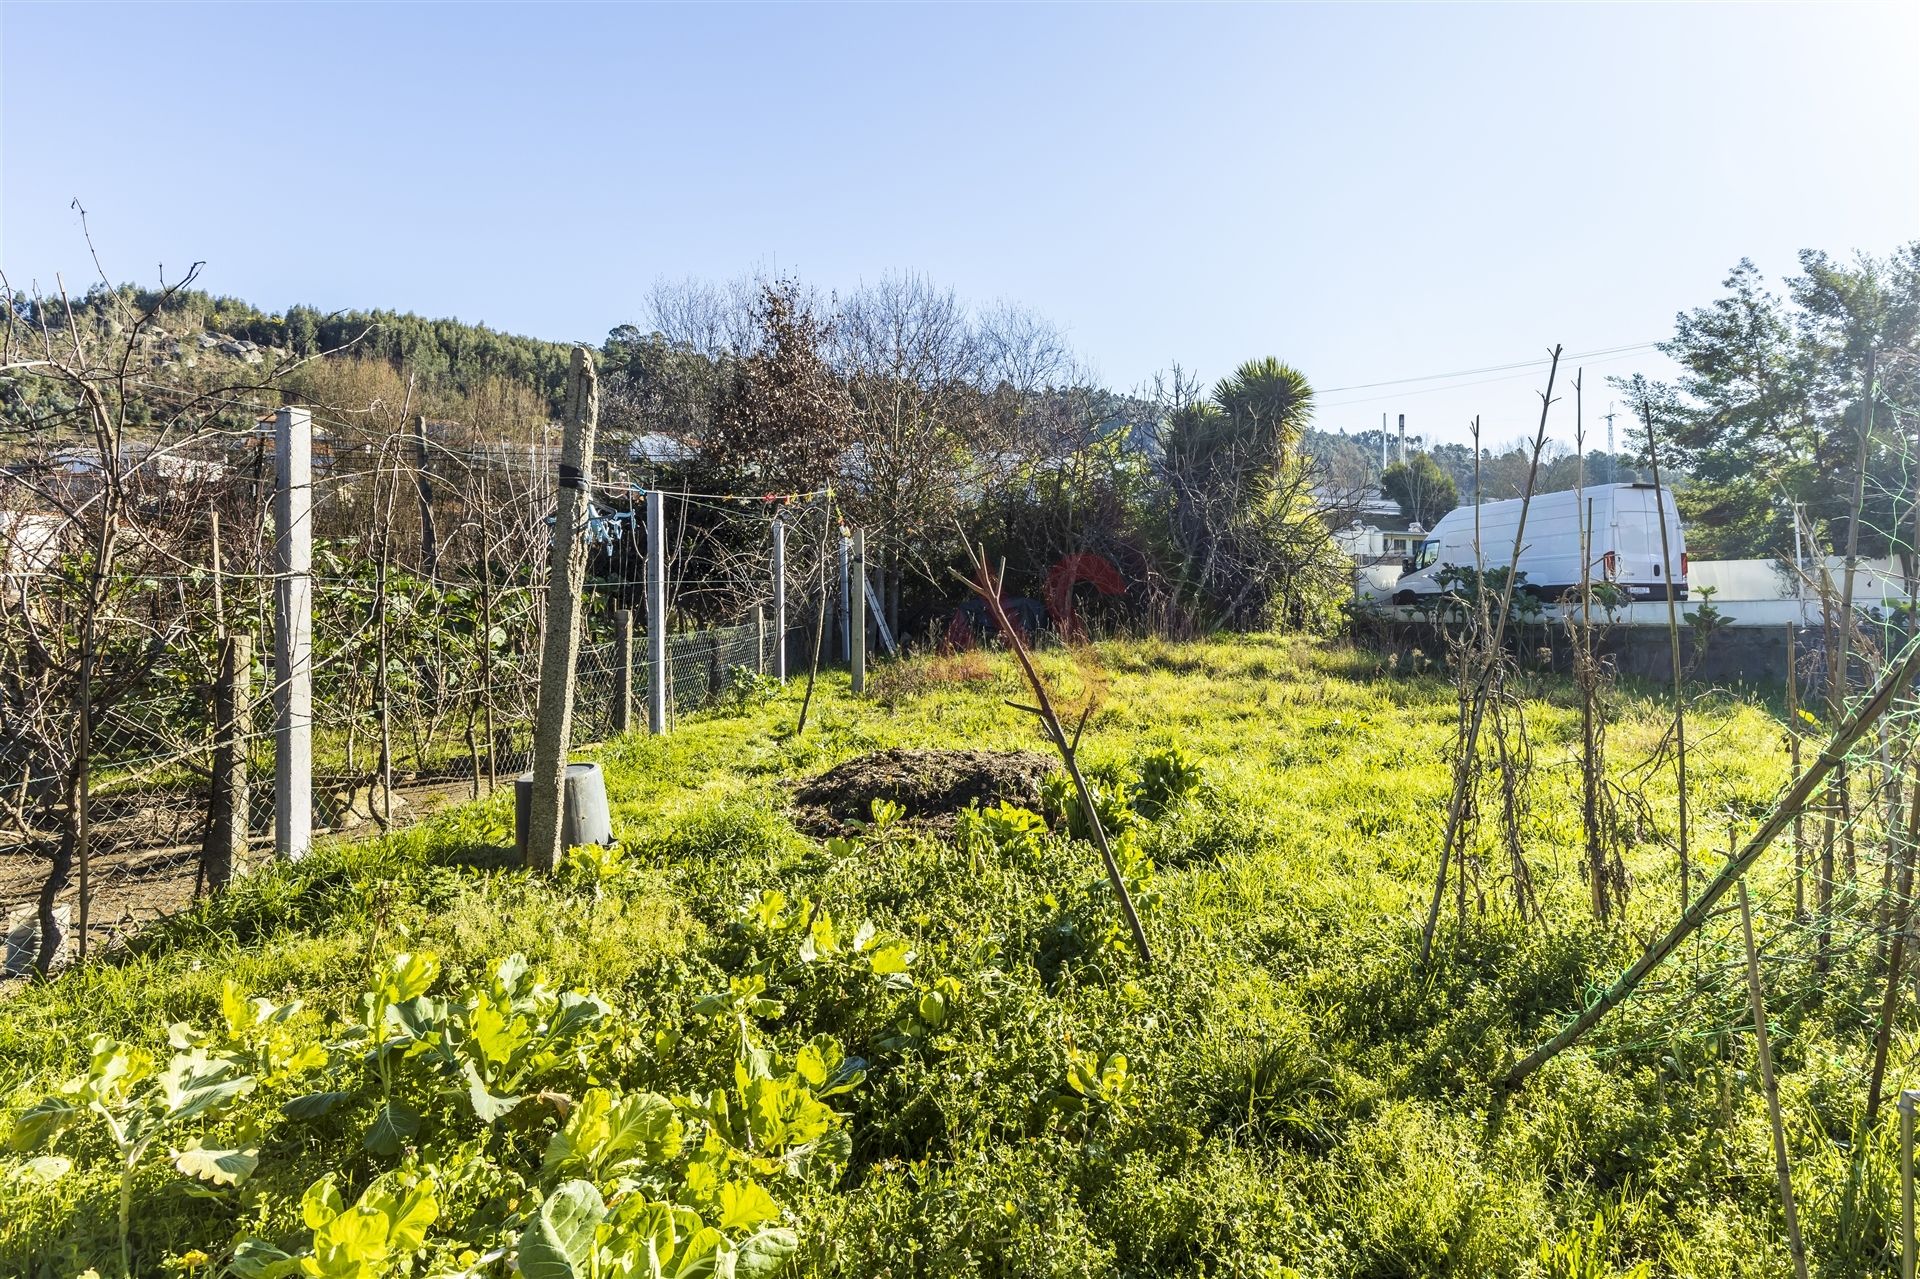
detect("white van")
[1391,482,1687,604]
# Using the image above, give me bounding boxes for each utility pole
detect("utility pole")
[525,347,598,872]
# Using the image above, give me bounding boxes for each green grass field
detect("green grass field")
[3,634,1905,1279]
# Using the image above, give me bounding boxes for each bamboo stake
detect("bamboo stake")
[1500,635,1920,1093]
[1737,879,1809,1279]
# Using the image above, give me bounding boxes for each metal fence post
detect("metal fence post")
[1905,1088,1918,1279]
[771,515,787,683]
[851,526,867,695]
[613,608,634,734]
[526,348,598,872]
[273,406,312,862]
[647,490,668,734]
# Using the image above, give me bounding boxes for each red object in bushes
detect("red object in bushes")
[1045,553,1128,640]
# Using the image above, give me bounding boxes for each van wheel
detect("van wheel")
[1393,591,1416,606]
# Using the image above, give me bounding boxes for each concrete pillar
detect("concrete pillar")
[273,406,312,862]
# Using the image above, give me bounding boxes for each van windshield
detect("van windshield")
[1414,539,1438,570]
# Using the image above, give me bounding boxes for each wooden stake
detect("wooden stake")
[613,608,635,734]
[525,348,598,872]
[201,632,252,891]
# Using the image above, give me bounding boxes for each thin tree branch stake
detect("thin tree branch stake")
[1500,635,1920,1093]
[1866,764,1920,1128]
[1640,397,1690,911]
[1737,879,1809,1279]
[955,530,1153,968]
[1420,348,1562,963]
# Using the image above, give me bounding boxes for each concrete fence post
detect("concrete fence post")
[273,406,312,862]
[647,490,668,734]
[851,526,867,695]
[771,515,787,683]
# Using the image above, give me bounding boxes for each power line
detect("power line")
[1316,348,1658,414]
[1315,340,1661,396]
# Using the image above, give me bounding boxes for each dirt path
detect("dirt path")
[2,775,494,973]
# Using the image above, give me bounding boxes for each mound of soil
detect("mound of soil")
[792,748,1056,835]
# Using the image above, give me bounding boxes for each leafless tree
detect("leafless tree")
[0,254,317,973]
[833,274,996,634]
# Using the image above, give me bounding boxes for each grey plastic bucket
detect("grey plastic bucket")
[514,762,614,861]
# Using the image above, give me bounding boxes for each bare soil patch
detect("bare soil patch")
[791,747,1056,835]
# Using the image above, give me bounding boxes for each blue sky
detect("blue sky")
[3,3,1915,448]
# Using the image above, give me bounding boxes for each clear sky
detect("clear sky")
[3,3,1915,449]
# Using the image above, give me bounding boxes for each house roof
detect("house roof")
[1349,510,1424,536]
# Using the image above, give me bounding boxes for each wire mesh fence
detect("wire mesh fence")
[0,408,839,974]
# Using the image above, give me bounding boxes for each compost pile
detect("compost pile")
[791,747,1056,835]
